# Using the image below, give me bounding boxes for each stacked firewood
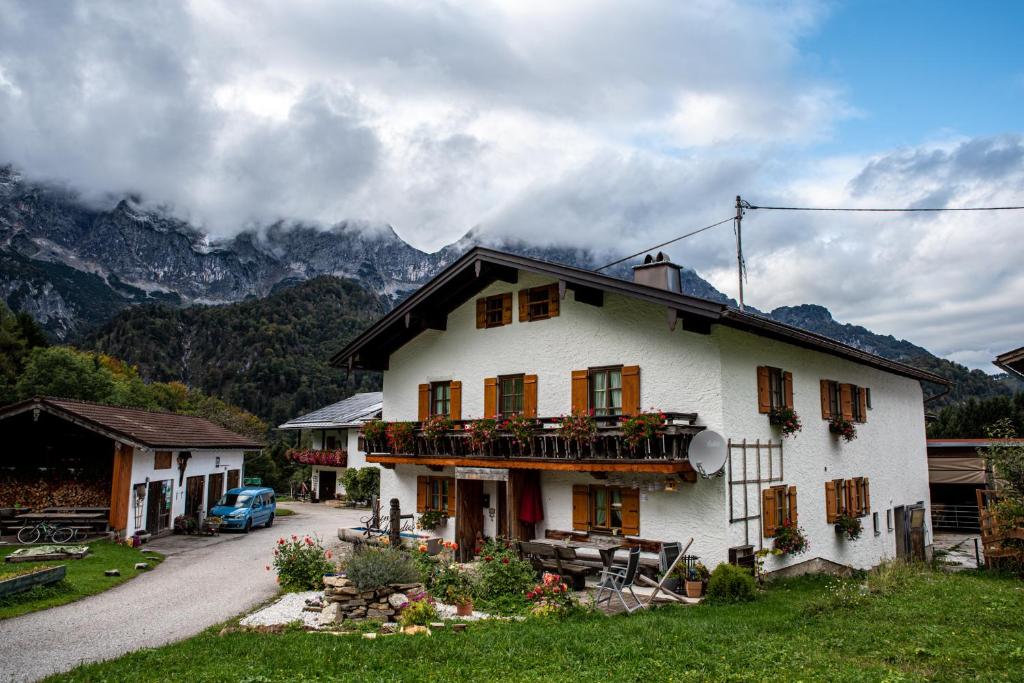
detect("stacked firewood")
[0,477,109,508]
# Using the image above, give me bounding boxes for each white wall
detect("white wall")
[376,268,931,570]
[127,447,245,537]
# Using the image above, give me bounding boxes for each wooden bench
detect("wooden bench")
[519,541,593,589]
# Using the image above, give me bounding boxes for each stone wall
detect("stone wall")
[322,575,423,623]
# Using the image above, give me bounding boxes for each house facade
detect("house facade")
[278,392,383,502]
[0,397,259,538]
[333,248,947,572]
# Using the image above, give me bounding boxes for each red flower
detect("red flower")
[484,555,493,562]
[501,557,509,564]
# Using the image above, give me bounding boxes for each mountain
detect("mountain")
[2,164,1018,413]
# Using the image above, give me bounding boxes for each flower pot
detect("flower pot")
[685,580,703,598]
[456,601,474,617]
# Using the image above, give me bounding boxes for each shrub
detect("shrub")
[271,535,335,592]
[342,466,380,505]
[343,547,419,590]
[476,538,536,614]
[526,572,578,617]
[705,563,756,604]
[399,592,438,627]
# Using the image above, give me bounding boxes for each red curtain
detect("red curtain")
[518,472,544,524]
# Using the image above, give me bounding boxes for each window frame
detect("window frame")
[588,365,623,417]
[426,477,451,513]
[769,484,795,529]
[526,285,551,321]
[850,384,864,422]
[827,380,840,418]
[767,367,785,412]
[498,374,525,419]
[589,485,626,533]
[872,511,880,536]
[483,294,506,328]
[430,381,451,417]
[886,508,894,531]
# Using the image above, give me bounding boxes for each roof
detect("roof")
[277,392,383,430]
[994,346,1024,380]
[927,438,1024,449]
[330,246,949,385]
[0,397,263,450]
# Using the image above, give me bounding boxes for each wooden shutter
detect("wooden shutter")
[450,381,462,421]
[787,486,798,524]
[761,488,778,537]
[621,487,640,535]
[783,371,794,410]
[109,443,133,531]
[825,480,838,523]
[547,284,560,318]
[523,374,538,417]
[820,380,832,419]
[621,366,640,416]
[416,476,429,513]
[446,478,457,517]
[840,383,854,421]
[862,477,871,515]
[518,290,529,321]
[483,377,498,418]
[572,485,591,531]
[501,292,513,325]
[757,366,770,413]
[571,370,589,414]
[844,479,859,518]
[418,384,430,421]
[475,298,487,329]
[858,388,868,423]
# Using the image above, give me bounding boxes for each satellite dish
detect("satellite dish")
[688,430,727,478]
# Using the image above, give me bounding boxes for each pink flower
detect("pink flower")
[326,550,333,559]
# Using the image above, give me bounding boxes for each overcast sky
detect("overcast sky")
[1,1,1022,371]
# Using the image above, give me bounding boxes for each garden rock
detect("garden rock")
[387,592,409,610]
[402,625,431,636]
[104,569,120,577]
[317,602,341,627]
[134,563,149,570]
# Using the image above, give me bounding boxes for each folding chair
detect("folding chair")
[637,538,694,606]
[595,546,644,613]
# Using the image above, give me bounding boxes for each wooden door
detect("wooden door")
[109,443,134,532]
[894,505,907,558]
[185,475,205,518]
[147,480,172,534]
[318,470,337,502]
[226,469,240,490]
[456,479,484,561]
[909,506,927,561]
[207,472,224,512]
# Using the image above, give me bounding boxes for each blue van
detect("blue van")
[211,487,277,532]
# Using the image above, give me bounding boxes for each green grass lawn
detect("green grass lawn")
[274,507,295,517]
[0,540,163,619]
[45,567,1024,682]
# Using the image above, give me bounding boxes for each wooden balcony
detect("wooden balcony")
[363,413,703,476]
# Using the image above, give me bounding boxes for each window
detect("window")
[572,484,639,535]
[476,293,512,329]
[827,381,841,418]
[589,367,622,416]
[757,366,792,414]
[821,380,869,422]
[768,368,785,411]
[325,434,337,450]
[518,284,559,322]
[865,387,872,410]
[430,381,451,417]
[826,477,871,522]
[498,374,524,418]
[886,508,894,531]
[852,477,870,516]
[762,484,797,537]
[872,511,880,536]
[850,385,864,422]
[154,450,172,470]
[417,476,454,515]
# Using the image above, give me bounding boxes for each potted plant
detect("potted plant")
[416,509,449,530]
[829,417,857,442]
[501,414,536,455]
[386,421,415,454]
[834,513,863,540]
[621,411,666,451]
[768,406,802,438]
[558,411,597,456]
[772,519,809,555]
[466,417,499,454]
[421,414,452,445]
[361,419,388,452]
[685,562,710,598]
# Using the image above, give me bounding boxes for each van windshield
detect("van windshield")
[218,493,252,508]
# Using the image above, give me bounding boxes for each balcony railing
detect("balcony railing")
[362,413,701,462]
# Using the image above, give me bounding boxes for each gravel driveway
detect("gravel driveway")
[0,503,366,683]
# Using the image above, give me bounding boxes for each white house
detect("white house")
[278,392,382,502]
[0,397,260,538]
[330,248,949,573]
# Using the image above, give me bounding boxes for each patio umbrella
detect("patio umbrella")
[519,475,544,524]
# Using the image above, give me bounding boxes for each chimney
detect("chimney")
[631,252,682,293]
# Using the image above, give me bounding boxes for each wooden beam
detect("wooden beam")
[667,308,679,331]
[682,316,712,335]
[366,454,694,474]
[569,283,603,307]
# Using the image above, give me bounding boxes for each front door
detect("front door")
[146,480,172,534]
[318,470,337,503]
[894,505,908,558]
[456,479,484,561]
[207,472,224,513]
[185,475,205,518]
[226,469,240,490]
[909,505,927,561]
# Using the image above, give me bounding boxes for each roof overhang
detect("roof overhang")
[994,346,1024,380]
[330,246,950,386]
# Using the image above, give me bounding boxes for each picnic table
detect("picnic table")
[531,536,661,573]
[15,513,105,520]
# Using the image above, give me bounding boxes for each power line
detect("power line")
[594,216,735,271]
[746,203,1024,212]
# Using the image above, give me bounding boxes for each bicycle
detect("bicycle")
[17,521,76,544]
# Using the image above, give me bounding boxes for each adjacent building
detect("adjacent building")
[278,392,382,502]
[0,397,260,537]
[331,247,949,572]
